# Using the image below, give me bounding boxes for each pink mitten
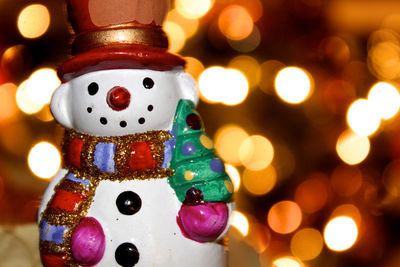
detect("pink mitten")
[177,188,229,242]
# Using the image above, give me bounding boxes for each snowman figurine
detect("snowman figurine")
[38,1,233,266]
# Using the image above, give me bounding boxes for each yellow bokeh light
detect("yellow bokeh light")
[218,5,254,41]
[175,0,214,19]
[331,204,362,226]
[164,21,186,53]
[290,228,323,261]
[184,57,205,79]
[230,210,249,236]
[215,124,249,164]
[268,201,302,234]
[272,256,304,267]
[368,82,400,120]
[239,135,274,171]
[26,68,61,105]
[324,216,358,252]
[16,80,44,114]
[198,67,249,105]
[225,164,241,192]
[258,60,286,94]
[275,67,313,104]
[336,129,370,165]
[228,55,260,90]
[28,142,61,179]
[243,166,277,196]
[17,4,50,39]
[227,25,261,53]
[166,9,199,38]
[383,160,400,197]
[368,41,400,80]
[0,83,18,122]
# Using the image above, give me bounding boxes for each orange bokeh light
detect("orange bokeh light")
[268,201,302,234]
[295,173,329,214]
[218,5,254,40]
[331,165,363,197]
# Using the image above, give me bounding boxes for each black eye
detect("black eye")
[88,82,99,95]
[143,77,154,89]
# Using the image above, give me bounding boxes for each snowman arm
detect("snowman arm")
[37,168,69,224]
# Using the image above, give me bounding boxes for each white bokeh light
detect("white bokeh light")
[199,66,249,105]
[28,142,61,179]
[274,67,313,104]
[347,99,381,136]
[368,82,400,120]
[324,216,358,252]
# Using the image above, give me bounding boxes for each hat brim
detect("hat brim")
[58,44,186,82]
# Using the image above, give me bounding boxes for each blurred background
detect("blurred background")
[1,0,400,266]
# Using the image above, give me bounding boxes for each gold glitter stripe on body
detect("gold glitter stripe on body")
[56,179,88,194]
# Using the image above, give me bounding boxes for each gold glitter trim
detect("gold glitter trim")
[42,208,81,227]
[56,179,88,194]
[40,241,68,254]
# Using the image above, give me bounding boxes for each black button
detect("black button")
[115,242,139,266]
[116,191,142,215]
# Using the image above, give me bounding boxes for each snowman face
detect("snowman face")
[51,68,198,136]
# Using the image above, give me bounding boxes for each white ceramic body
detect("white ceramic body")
[40,68,231,267]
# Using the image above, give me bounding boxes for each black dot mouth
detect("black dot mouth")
[138,117,145,124]
[100,117,108,125]
[120,121,127,128]
[87,107,92,113]
[147,105,153,112]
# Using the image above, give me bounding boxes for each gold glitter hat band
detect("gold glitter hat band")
[71,23,169,55]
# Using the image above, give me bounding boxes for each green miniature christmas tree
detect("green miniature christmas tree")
[168,99,234,203]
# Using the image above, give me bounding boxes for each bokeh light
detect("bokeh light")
[243,165,277,196]
[239,135,274,171]
[268,201,302,234]
[218,5,254,41]
[272,256,304,267]
[175,0,214,19]
[198,66,249,105]
[184,57,205,79]
[227,25,261,53]
[225,164,241,192]
[331,165,363,197]
[228,55,260,90]
[0,83,18,122]
[164,21,186,53]
[336,129,370,165]
[25,68,60,105]
[17,4,50,39]
[231,210,249,236]
[258,60,286,94]
[331,204,362,226]
[347,99,381,136]
[324,216,358,252]
[290,228,323,261]
[367,82,400,120]
[383,160,400,197]
[16,81,44,114]
[215,124,249,165]
[167,9,199,38]
[275,67,313,104]
[295,173,329,214]
[368,41,400,80]
[28,142,61,179]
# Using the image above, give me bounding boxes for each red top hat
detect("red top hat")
[58,0,185,82]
